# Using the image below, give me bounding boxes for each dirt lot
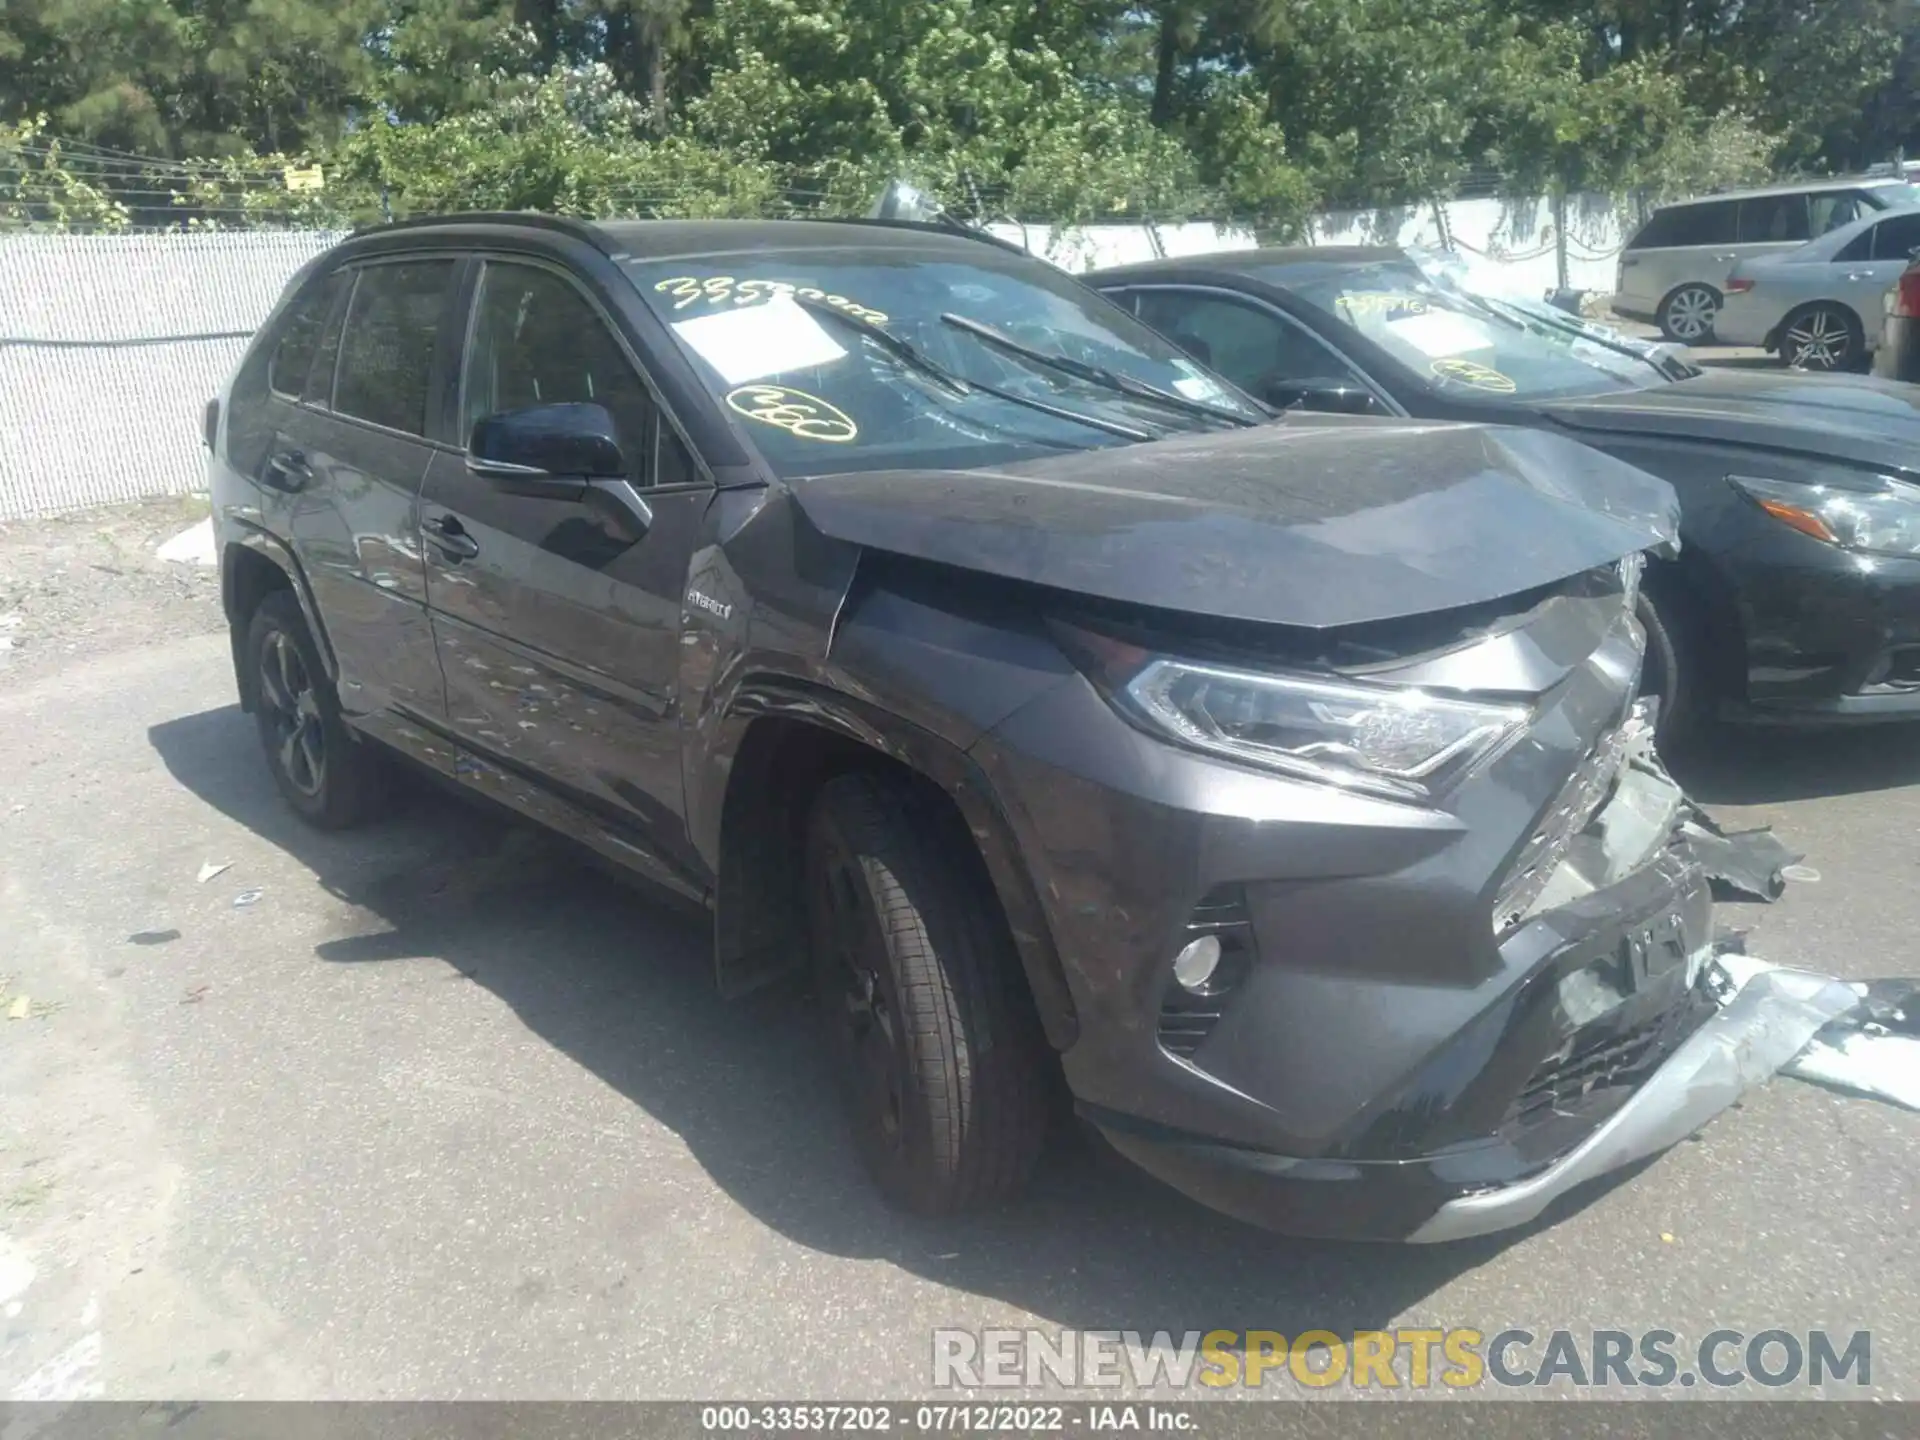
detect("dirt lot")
[0,496,221,685]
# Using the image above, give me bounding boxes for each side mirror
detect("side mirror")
[467,402,628,499]
[869,179,944,224]
[1263,379,1382,416]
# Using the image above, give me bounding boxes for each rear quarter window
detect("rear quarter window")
[267,270,349,398]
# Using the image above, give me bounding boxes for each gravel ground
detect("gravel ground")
[0,496,222,684]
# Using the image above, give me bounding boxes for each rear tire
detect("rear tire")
[246,591,384,829]
[1779,302,1864,372]
[805,770,1049,1216]
[1657,283,1719,344]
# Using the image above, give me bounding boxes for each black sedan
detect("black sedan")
[1093,246,1920,738]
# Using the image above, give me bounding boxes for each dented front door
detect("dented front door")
[418,257,715,887]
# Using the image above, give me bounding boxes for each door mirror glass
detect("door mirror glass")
[468,402,629,482]
[1264,379,1381,415]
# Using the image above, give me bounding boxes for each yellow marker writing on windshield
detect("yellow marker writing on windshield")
[725,384,859,442]
[1429,357,1516,393]
[1337,292,1433,316]
[654,276,888,325]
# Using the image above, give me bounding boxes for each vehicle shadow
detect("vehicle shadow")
[151,704,1607,1344]
[1668,721,1920,805]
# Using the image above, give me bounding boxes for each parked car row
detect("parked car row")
[1613,173,1920,369]
[1087,242,1920,738]
[206,206,1918,1246]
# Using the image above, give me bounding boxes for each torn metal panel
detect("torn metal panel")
[1495,705,1689,934]
[1677,806,1804,901]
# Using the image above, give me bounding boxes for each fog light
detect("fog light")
[1171,934,1222,991]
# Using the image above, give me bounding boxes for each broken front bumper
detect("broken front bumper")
[1408,960,1860,1240]
[1084,709,1828,1241]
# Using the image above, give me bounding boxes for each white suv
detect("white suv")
[1614,177,1920,343]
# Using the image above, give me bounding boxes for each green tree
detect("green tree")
[0,0,379,157]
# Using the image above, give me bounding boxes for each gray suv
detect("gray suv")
[1614,177,1920,343]
[207,212,1753,1242]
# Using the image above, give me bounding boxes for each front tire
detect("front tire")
[246,590,384,829]
[1779,302,1864,372]
[1636,589,1706,748]
[805,771,1049,1216]
[1657,283,1719,344]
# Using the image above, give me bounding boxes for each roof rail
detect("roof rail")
[793,213,1032,257]
[348,211,613,251]
[348,209,1034,258]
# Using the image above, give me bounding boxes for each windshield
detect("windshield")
[1875,183,1920,208]
[624,247,1263,476]
[1280,261,1668,401]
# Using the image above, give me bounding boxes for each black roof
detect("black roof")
[346,212,1022,262]
[1090,244,1408,283]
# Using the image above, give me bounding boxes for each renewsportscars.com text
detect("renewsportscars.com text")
[931,1327,1872,1391]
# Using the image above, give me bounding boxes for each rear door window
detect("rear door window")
[268,271,350,399]
[1736,194,1810,244]
[1630,200,1737,249]
[333,260,458,436]
[1872,213,1920,261]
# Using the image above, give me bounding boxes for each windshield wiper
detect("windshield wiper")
[1476,293,1691,380]
[939,312,1258,428]
[789,294,1151,441]
[786,294,971,398]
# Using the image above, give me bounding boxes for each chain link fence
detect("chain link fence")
[0,229,341,519]
[0,194,1639,521]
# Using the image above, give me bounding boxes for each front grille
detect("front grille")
[1502,984,1716,1135]
[1156,886,1255,1060]
[1491,715,1647,935]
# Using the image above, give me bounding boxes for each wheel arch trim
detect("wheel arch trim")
[707,675,1080,1049]
[222,523,339,701]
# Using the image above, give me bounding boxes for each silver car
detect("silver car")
[1716,205,1920,370]
[1613,177,1920,343]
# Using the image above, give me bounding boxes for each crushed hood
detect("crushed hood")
[1544,368,1920,477]
[789,417,1678,630]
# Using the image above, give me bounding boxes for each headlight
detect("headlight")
[1119,657,1530,801]
[1731,473,1920,558]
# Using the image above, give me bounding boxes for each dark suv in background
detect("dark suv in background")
[208,212,1757,1241]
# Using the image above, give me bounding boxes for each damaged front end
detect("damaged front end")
[1048,571,1841,1241]
[1381,708,1850,1242]
[1320,705,1729,1205]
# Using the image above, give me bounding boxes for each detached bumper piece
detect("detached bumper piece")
[1408,960,1858,1241]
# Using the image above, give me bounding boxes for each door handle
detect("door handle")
[424,514,479,561]
[265,449,312,491]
